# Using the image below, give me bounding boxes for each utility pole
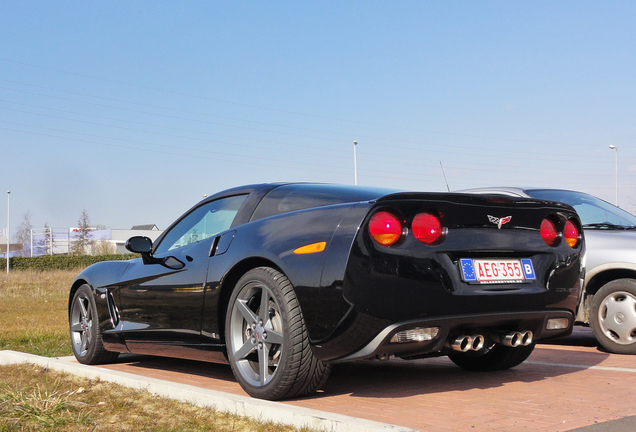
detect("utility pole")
[609,145,618,206]
[353,141,358,186]
[6,190,10,274]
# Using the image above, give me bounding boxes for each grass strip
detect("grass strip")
[0,363,312,431]
[0,270,74,357]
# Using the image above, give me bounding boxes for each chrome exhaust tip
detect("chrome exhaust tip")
[470,334,485,351]
[520,331,533,346]
[494,332,522,347]
[450,335,473,352]
[506,332,523,347]
[449,334,485,352]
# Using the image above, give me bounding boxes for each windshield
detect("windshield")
[526,189,636,229]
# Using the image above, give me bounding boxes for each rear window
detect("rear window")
[527,189,636,227]
[251,184,390,221]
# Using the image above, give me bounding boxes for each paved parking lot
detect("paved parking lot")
[90,327,636,431]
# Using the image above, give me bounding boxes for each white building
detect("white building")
[29,225,164,256]
[110,225,163,254]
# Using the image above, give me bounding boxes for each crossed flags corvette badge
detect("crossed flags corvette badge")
[488,215,512,229]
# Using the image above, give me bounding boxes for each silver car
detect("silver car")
[460,187,636,354]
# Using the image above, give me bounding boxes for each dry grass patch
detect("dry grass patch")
[1,270,319,431]
[0,364,313,432]
[0,270,76,357]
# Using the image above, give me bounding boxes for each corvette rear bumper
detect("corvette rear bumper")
[330,310,574,363]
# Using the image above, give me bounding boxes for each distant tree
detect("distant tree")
[71,210,94,255]
[32,222,51,256]
[43,222,53,255]
[13,210,33,257]
[93,239,116,255]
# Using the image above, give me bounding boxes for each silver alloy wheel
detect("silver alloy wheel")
[70,291,93,357]
[228,281,285,387]
[598,290,636,345]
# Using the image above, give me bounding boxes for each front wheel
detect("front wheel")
[591,279,636,354]
[69,284,119,364]
[448,343,535,371]
[225,267,331,400]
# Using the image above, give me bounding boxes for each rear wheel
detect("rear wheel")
[69,284,119,364]
[591,279,636,354]
[448,343,535,371]
[225,267,331,400]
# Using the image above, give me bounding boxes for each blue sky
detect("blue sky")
[1,1,634,233]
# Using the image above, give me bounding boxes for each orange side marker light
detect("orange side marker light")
[294,242,327,254]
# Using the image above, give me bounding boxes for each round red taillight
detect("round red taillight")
[412,212,444,245]
[564,219,579,248]
[369,211,403,246]
[540,218,559,247]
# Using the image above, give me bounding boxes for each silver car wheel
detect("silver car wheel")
[228,280,285,387]
[225,267,332,400]
[598,290,636,345]
[70,290,94,357]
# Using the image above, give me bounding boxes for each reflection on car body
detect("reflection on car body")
[69,183,584,400]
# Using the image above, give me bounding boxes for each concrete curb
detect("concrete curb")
[0,350,417,432]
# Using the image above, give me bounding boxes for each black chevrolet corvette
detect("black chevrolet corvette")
[69,183,584,400]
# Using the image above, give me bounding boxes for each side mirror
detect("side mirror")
[125,236,185,270]
[125,236,153,254]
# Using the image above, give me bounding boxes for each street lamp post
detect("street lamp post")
[609,145,618,206]
[6,190,10,274]
[353,140,358,186]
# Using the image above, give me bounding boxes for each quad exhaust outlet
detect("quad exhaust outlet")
[449,334,486,352]
[492,331,533,347]
[448,331,533,352]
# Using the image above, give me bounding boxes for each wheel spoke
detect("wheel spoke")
[234,338,256,360]
[264,329,284,345]
[258,341,270,385]
[235,298,258,324]
[78,297,88,319]
[80,332,88,354]
[259,287,270,324]
[85,322,92,344]
[71,322,83,333]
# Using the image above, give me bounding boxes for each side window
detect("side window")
[154,195,247,254]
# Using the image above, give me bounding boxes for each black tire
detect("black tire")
[225,267,331,400]
[448,343,535,372]
[69,284,119,365]
[590,279,636,354]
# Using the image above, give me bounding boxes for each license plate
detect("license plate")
[460,258,535,284]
